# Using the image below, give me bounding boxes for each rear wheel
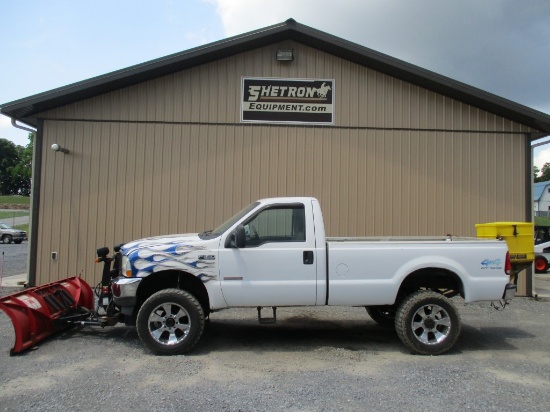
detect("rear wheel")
[366,306,396,327]
[136,289,205,355]
[535,256,548,273]
[395,291,461,355]
[2,235,12,244]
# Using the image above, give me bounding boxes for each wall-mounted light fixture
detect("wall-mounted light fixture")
[51,143,69,154]
[276,49,294,61]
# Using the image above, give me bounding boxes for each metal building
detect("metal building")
[2,19,550,295]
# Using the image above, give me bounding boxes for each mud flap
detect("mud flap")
[0,276,94,355]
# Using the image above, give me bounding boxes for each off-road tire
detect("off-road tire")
[395,291,461,355]
[535,256,548,273]
[366,306,396,327]
[136,288,205,355]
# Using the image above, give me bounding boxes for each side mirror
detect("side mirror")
[224,224,246,248]
[235,224,246,248]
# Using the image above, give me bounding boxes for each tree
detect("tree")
[11,135,33,196]
[536,162,550,183]
[0,134,33,195]
[0,138,20,195]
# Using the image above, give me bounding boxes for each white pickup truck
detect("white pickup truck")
[110,197,515,356]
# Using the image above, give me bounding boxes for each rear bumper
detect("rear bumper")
[112,277,141,307]
[503,283,517,300]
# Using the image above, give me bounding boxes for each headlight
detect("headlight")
[121,256,133,277]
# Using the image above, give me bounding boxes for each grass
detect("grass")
[0,210,29,219]
[0,195,30,205]
[14,224,29,233]
[535,216,550,227]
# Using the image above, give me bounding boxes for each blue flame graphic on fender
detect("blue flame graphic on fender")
[121,234,217,282]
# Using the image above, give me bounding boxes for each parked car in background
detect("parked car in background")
[0,222,27,244]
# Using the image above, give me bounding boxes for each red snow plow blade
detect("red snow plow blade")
[0,276,94,355]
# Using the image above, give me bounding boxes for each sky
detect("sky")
[1,0,550,166]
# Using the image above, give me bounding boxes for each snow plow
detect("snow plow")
[0,247,121,355]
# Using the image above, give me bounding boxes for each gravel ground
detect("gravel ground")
[0,291,549,412]
[0,242,28,278]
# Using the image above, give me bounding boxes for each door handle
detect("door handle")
[303,251,314,265]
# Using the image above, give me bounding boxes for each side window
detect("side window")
[243,205,305,247]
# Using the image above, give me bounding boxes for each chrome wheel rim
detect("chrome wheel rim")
[148,302,191,346]
[411,304,451,345]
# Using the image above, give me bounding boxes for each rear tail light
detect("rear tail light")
[505,251,512,275]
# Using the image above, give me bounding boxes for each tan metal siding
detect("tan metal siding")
[37,120,528,286]
[41,42,532,134]
[34,41,532,292]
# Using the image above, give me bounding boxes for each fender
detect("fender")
[119,234,228,310]
[392,255,468,299]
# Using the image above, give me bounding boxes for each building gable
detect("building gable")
[38,41,534,136]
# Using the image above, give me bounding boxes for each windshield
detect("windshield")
[0,223,13,230]
[199,202,259,240]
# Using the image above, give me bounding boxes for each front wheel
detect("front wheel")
[395,291,461,355]
[2,235,12,244]
[535,256,548,273]
[136,289,205,355]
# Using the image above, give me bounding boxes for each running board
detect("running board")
[257,306,277,324]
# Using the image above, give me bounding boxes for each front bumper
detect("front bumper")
[10,233,27,241]
[112,277,142,307]
[503,283,517,301]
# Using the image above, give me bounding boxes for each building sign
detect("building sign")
[241,77,334,124]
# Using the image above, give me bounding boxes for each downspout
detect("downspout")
[11,118,36,134]
[9,117,39,287]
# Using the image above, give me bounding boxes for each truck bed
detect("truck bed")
[325,236,507,305]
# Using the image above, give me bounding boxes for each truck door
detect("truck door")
[218,203,318,306]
